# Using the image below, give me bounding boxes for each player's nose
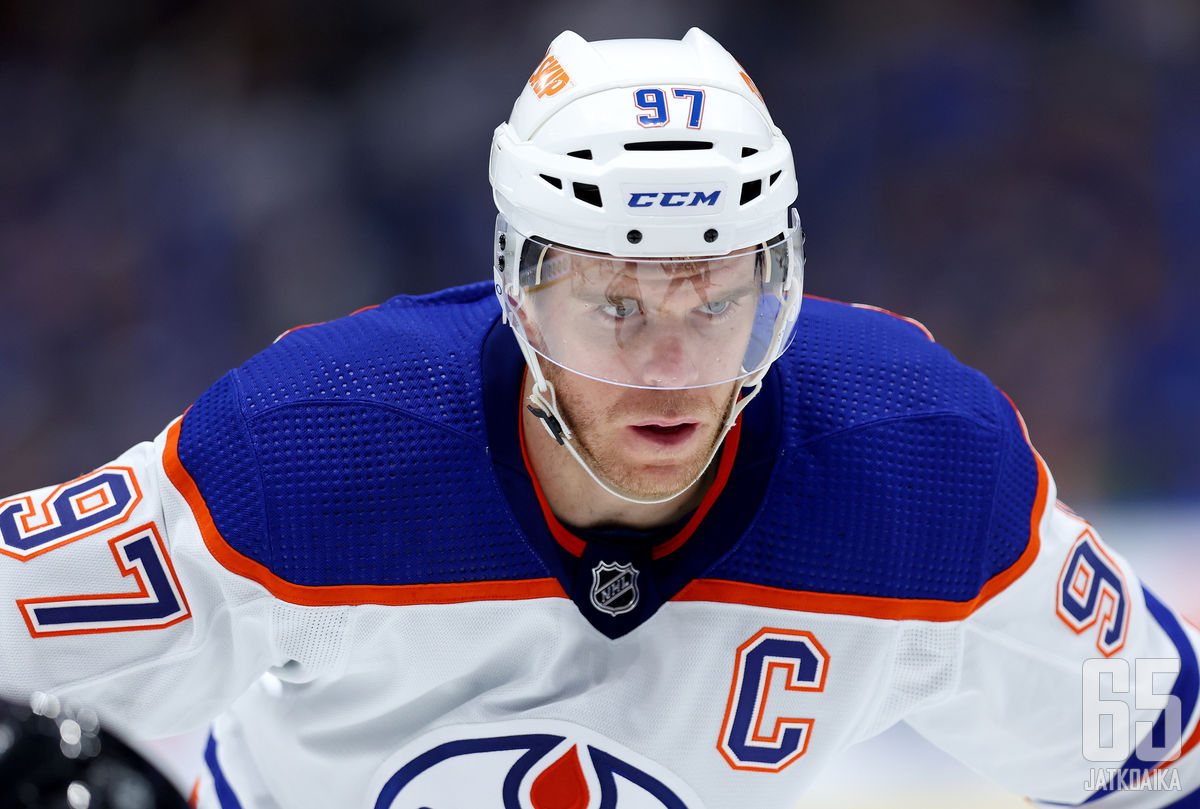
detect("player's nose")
[632,323,702,388]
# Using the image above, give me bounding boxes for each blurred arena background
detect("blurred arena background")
[2,0,1197,806]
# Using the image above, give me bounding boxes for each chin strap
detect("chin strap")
[525,401,566,445]
[525,376,568,446]
[520,337,764,506]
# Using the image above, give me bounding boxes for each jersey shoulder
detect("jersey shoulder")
[237,281,499,427]
[779,295,1000,438]
[712,296,1044,608]
[171,282,547,591]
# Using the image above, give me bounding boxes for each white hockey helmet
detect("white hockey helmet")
[491,28,799,257]
[490,28,804,503]
[490,28,803,392]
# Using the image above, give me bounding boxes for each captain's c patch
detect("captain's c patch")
[719,628,829,772]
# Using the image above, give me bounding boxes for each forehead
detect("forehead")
[524,245,757,292]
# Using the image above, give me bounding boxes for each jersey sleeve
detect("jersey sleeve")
[0,372,337,740]
[903,406,1200,807]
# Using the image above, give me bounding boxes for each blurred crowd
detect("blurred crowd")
[1,0,1197,505]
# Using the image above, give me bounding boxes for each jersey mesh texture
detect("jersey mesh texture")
[270,601,349,675]
[250,401,545,586]
[237,287,493,435]
[178,372,269,561]
[859,621,961,740]
[985,397,1041,574]
[706,298,1038,602]
[178,283,549,588]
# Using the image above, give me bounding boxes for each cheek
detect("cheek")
[546,366,603,417]
[708,383,740,418]
[561,376,616,416]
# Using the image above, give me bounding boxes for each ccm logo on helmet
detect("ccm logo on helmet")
[628,190,721,208]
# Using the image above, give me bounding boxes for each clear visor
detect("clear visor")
[496,210,804,390]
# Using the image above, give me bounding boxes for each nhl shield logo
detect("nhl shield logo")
[590,561,639,616]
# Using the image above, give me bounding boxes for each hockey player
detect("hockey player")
[2,28,1198,809]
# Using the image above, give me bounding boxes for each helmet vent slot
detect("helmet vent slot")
[740,180,762,205]
[572,182,603,207]
[741,147,759,158]
[567,149,593,160]
[623,140,713,151]
[769,170,782,185]
[540,174,563,189]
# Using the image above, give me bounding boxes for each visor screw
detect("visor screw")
[498,234,507,250]
[496,254,506,270]
[704,228,719,243]
[626,229,642,245]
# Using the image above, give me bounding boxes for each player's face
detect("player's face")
[542,361,740,500]
[526,250,757,498]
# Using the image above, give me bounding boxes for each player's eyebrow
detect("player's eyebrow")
[562,250,757,301]
[603,272,643,299]
[706,282,758,301]
[664,258,757,298]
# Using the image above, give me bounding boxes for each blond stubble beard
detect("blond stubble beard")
[544,363,740,501]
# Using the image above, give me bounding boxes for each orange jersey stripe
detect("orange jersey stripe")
[802,295,936,342]
[674,396,1050,622]
[273,304,380,343]
[162,417,567,607]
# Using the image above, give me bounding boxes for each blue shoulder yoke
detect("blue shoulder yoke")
[706,296,1041,603]
[176,286,1041,603]
[177,283,551,587]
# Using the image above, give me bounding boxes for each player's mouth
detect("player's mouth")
[628,421,699,448]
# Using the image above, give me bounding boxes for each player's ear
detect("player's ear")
[513,302,546,348]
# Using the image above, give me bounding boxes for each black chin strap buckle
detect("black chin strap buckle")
[526,404,566,445]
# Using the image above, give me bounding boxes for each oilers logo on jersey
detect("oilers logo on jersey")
[370,721,703,809]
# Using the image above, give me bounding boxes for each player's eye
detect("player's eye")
[600,297,642,319]
[696,299,732,317]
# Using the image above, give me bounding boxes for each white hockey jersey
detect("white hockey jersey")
[2,284,1198,808]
